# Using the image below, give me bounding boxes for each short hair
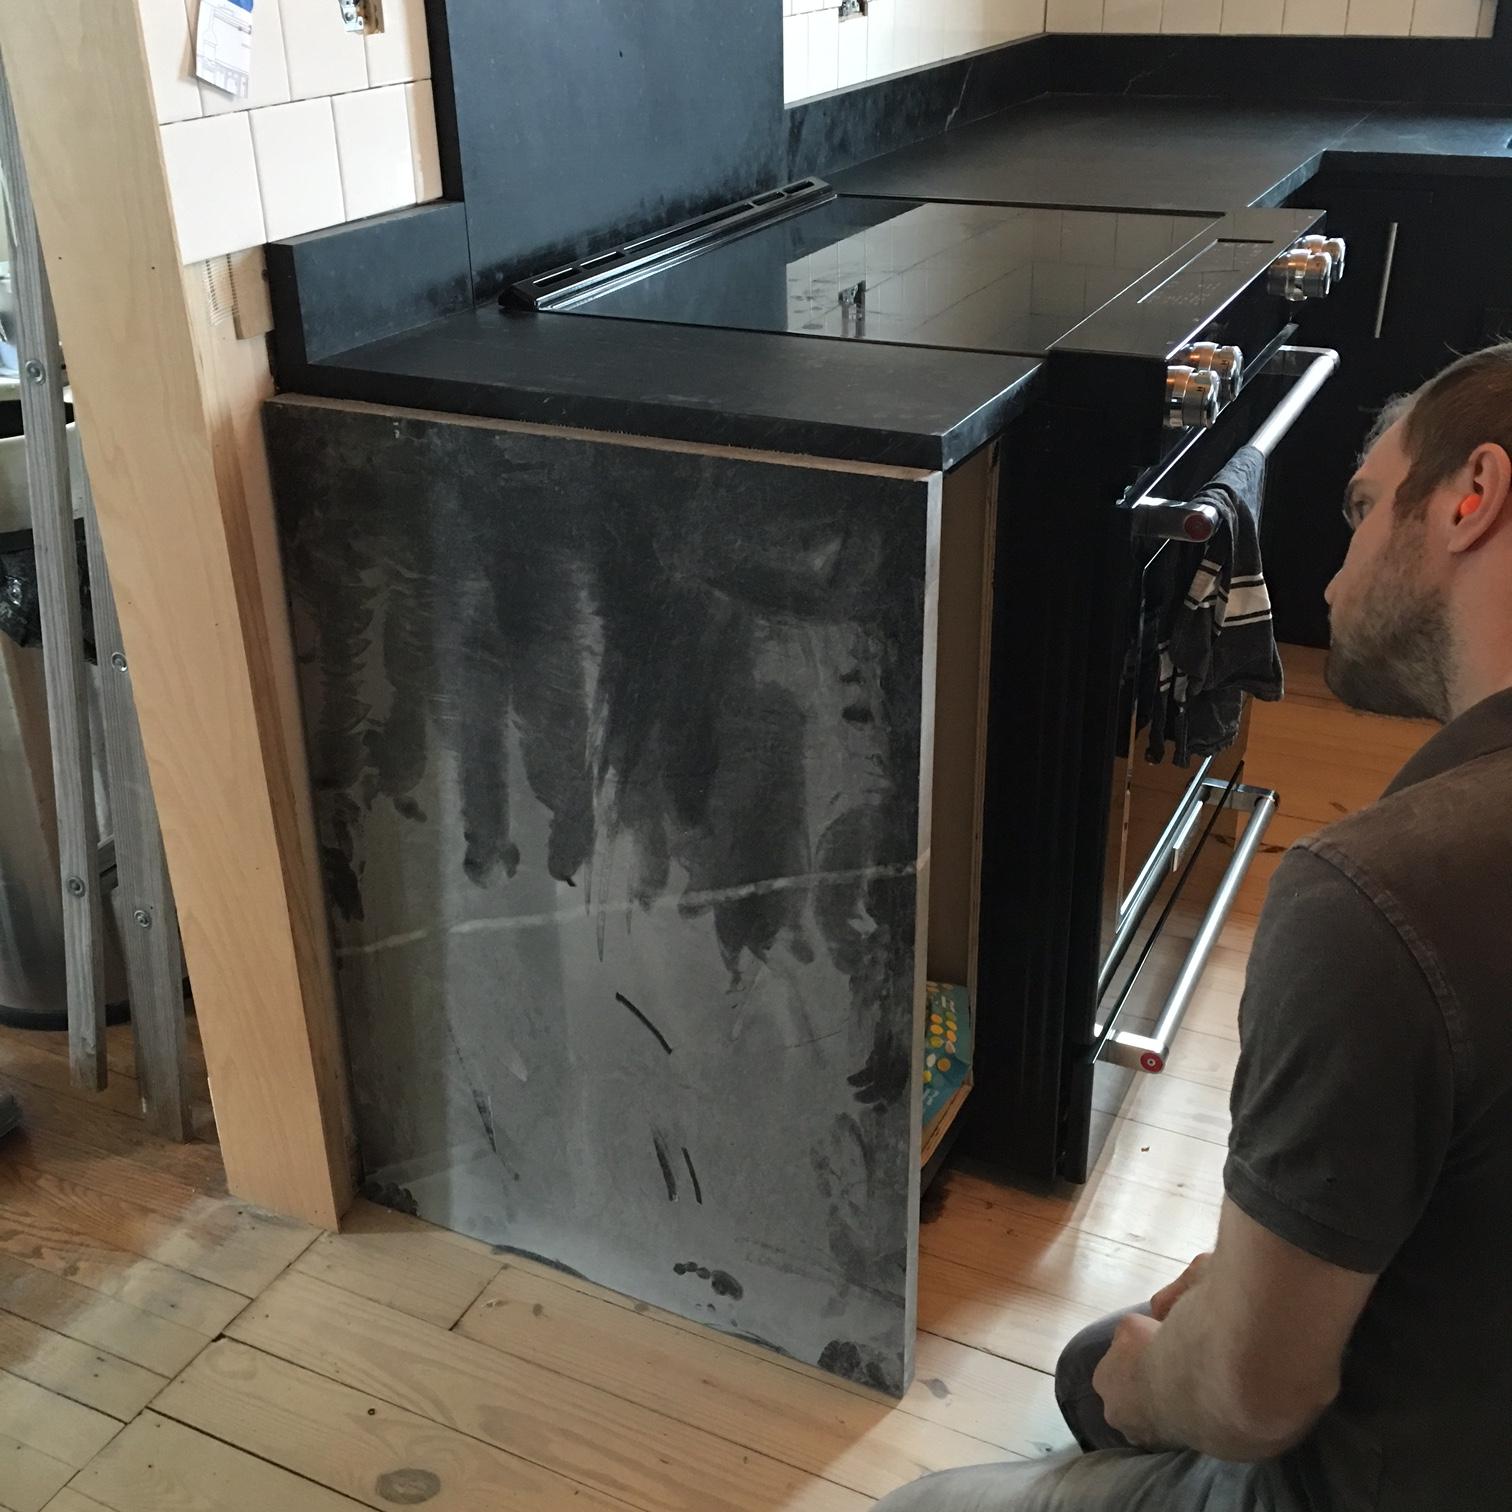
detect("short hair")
[1385,342,1512,519]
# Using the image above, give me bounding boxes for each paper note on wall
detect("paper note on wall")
[195,0,256,99]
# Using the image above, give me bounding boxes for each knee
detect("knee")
[1054,1313,1121,1403]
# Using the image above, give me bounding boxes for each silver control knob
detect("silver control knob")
[1297,234,1347,280]
[1268,246,1334,302]
[1166,365,1222,430]
[1182,341,1245,400]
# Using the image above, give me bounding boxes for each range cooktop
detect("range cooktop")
[516,194,1221,358]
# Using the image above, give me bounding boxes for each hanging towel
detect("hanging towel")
[1147,445,1283,766]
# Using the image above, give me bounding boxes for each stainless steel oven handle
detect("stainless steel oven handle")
[1097,783,1278,1074]
[1133,346,1341,542]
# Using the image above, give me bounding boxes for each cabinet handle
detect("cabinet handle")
[1373,221,1399,341]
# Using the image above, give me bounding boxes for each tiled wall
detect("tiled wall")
[784,0,1047,103]
[785,0,1496,101]
[1050,0,1493,34]
[142,0,442,263]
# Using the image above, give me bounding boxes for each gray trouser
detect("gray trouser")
[874,1308,1275,1511]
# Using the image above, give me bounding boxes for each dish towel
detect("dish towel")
[1147,445,1284,766]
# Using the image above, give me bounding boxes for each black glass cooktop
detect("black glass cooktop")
[557,197,1222,357]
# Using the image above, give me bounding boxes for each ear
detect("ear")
[1448,443,1512,556]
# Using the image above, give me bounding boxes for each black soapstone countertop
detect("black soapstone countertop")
[298,96,1512,472]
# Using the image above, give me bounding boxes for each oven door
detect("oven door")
[1063,345,1334,1180]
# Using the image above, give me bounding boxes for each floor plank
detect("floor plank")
[457,1261,1036,1495]
[0,1157,315,1299]
[0,1368,120,1468]
[155,1339,641,1512]
[0,1253,211,1379]
[288,1200,502,1329]
[229,1270,868,1511]
[495,1246,1069,1458]
[0,1182,247,1335]
[73,1412,367,1512]
[0,1429,74,1512]
[40,1492,116,1512]
[0,1309,166,1420]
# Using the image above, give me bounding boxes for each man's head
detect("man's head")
[1325,343,1512,722]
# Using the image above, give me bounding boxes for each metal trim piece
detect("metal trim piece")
[504,178,837,312]
[1373,221,1400,341]
[1097,783,1278,1073]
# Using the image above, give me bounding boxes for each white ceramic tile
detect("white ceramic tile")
[805,8,841,95]
[405,80,444,200]
[1163,0,1224,29]
[160,113,265,262]
[199,0,292,113]
[366,0,432,84]
[1046,0,1106,28]
[837,12,870,86]
[1103,0,1164,28]
[1283,0,1348,30]
[894,0,946,68]
[333,83,417,220]
[142,0,203,124]
[784,13,808,100]
[1003,0,1051,35]
[1345,0,1414,30]
[1221,0,1287,29]
[281,0,369,98]
[250,97,345,238]
[1411,0,1481,29]
[867,0,898,76]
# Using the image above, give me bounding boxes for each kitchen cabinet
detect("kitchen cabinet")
[1270,171,1512,645]
[264,396,999,1397]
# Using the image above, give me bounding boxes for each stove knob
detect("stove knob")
[1297,234,1348,280]
[1166,365,1222,430]
[1182,341,1245,401]
[1268,246,1334,302]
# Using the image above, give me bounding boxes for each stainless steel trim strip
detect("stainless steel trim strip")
[1373,222,1400,342]
[1097,784,1278,1074]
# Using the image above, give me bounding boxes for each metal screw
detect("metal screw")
[24,359,44,383]
[133,909,152,929]
[110,651,128,672]
[65,876,86,897]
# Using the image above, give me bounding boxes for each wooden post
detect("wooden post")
[0,0,354,1226]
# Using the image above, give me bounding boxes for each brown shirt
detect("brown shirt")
[1227,688,1512,1512]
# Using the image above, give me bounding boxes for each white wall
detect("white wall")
[1051,0,1492,35]
[785,0,1496,103]
[141,0,443,264]
[784,0,1047,103]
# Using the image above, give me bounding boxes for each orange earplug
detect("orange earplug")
[1459,493,1483,517]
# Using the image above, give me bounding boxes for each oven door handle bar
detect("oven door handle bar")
[1133,345,1341,543]
[1097,782,1278,1074]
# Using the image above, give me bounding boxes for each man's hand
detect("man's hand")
[1151,1252,1212,1321]
[1091,1310,1168,1449]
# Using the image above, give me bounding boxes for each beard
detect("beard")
[1326,526,1453,723]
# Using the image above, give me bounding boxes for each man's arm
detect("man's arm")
[1095,1198,1377,1460]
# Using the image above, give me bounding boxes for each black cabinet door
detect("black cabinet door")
[1267,179,1443,647]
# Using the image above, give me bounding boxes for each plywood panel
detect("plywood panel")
[0,0,353,1230]
[265,395,943,1394]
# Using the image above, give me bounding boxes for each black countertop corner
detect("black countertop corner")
[285,95,1512,473]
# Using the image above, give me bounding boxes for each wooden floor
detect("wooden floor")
[0,647,1432,1512]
